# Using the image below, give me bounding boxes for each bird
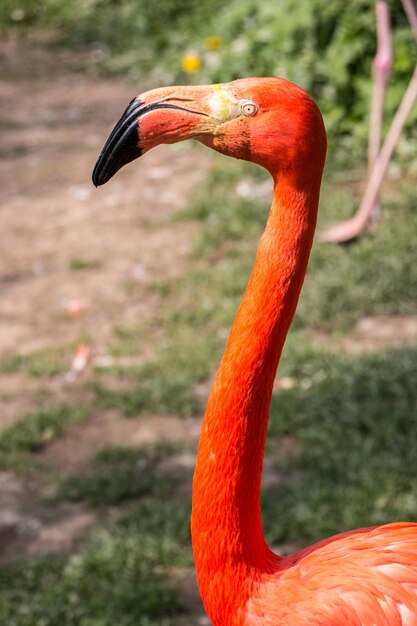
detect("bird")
[93,77,417,625]
[321,0,417,243]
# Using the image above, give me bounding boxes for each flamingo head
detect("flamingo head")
[92,77,326,186]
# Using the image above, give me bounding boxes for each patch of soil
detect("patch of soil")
[0,34,209,420]
[308,315,417,355]
[0,471,97,563]
[42,410,202,476]
[0,35,209,565]
[0,408,203,563]
[340,315,417,352]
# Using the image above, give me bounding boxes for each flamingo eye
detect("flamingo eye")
[240,100,258,117]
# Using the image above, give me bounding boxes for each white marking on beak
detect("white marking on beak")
[208,84,240,122]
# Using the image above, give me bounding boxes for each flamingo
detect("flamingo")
[321,0,417,243]
[92,78,417,625]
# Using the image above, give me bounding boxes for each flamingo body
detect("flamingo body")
[93,77,417,625]
[247,523,417,625]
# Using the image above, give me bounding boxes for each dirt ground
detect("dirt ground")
[0,34,211,420]
[0,35,208,591]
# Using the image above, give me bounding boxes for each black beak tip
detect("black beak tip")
[92,156,111,187]
[91,98,144,188]
[91,155,115,187]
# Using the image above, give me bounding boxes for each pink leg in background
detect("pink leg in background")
[321,0,417,244]
[368,0,392,225]
[402,0,417,40]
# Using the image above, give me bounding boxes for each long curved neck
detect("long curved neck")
[191,167,323,622]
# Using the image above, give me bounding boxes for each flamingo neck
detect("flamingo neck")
[191,168,322,623]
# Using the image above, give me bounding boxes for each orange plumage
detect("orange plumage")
[93,77,417,625]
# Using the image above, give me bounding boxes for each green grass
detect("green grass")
[54,442,181,507]
[68,257,101,271]
[0,502,189,626]
[4,345,417,624]
[93,328,218,416]
[0,405,86,454]
[182,158,417,331]
[0,405,87,475]
[297,185,417,331]
[0,454,45,474]
[0,438,191,626]
[109,321,147,357]
[263,344,417,545]
[1,346,69,377]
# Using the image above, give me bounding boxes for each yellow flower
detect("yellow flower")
[204,36,223,50]
[182,52,202,73]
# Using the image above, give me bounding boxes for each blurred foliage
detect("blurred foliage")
[1,0,416,158]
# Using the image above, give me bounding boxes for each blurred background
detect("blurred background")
[0,1,416,624]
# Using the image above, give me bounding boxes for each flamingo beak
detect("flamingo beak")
[92,85,216,187]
